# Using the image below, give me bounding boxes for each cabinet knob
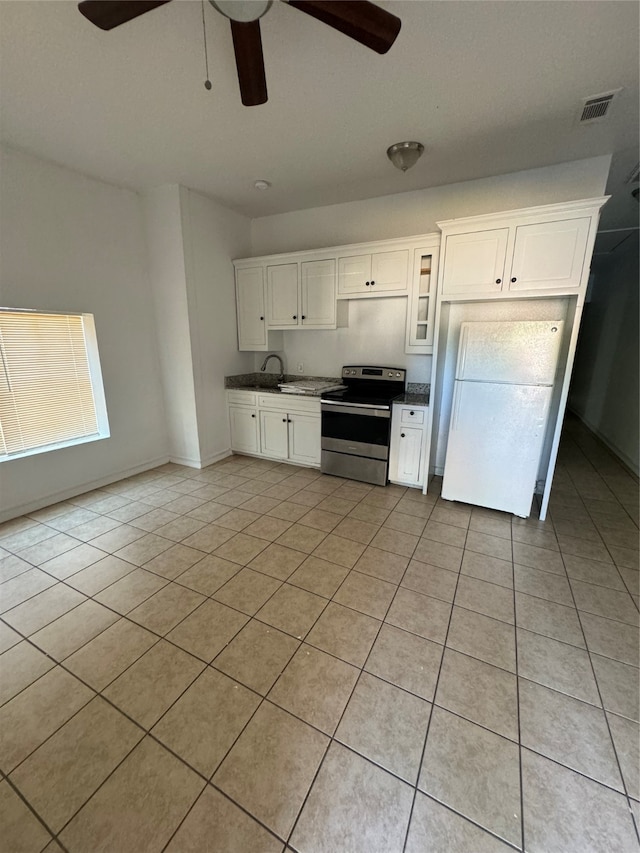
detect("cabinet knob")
[282,418,286,423]
[495,279,501,285]
[293,315,297,319]
[365,281,370,286]
[410,411,415,416]
[370,280,375,286]
[288,419,292,423]
[301,315,306,320]
[251,414,255,418]
[511,277,517,283]
[260,315,264,320]
[401,433,406,438]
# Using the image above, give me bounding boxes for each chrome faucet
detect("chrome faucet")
[260,353,285,383]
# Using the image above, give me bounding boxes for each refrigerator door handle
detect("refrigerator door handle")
[457,326,470,378]
[450,385,462,431]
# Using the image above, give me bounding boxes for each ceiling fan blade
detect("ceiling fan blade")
[78,1,172,31]
[288,0,401,54]
[230,19,268,106]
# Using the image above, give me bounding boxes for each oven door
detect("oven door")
[321,401,391,460]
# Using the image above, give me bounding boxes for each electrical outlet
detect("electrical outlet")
[297,362,304,374]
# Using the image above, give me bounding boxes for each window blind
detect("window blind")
[0,311,99,458]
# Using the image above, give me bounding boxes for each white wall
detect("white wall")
[569,232,639,474]
[143,185,200,465]
[250,156,611,254]
[0,146,169,520]
[249,157,611,384]
[275,298,430,385]
[179,187,253,464]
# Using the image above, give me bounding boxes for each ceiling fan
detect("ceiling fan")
[77,0,402,106]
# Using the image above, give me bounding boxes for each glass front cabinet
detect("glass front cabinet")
[405,240,440,354]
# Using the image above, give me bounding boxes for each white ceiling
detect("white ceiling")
[1,0,638,230]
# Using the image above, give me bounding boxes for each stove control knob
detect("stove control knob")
[396,372,401,377]
[388,371,393,376]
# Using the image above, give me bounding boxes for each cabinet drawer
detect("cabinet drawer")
[227,390,257,406]
[258,394,320,414]
[400,408,425,425]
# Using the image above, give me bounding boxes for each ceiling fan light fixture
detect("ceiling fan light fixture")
[209,1,272,22]
[387,141,424,172]
[254,179,272,190]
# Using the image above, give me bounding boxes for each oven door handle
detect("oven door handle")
[321,401,391,417]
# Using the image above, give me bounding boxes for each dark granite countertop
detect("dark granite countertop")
[394,383,430,406]
[226,374,430,404]
[225,373,342,395]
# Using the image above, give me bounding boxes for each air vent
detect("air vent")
[578,90,621,124]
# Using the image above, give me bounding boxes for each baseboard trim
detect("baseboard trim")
[568,408,640,479]
[168,449,233,469]
[0,455,171,524]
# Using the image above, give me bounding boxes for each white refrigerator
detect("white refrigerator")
[441,320,564,517]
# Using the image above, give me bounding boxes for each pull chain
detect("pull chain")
[201,1,212,90]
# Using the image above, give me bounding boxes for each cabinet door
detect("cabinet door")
[391,425,424,486]
[259,410,289,459]
[236,267,267,350]
[267,263,299,327]
[406,245,440,353]
[338,255,371,294]
[229,405,259,453]
[441,229,509,295]
[288,413,321,466]
[508,218,591,291]
[370,250,409,293]
[301,259,336,326]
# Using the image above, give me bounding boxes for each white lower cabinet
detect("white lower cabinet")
[260,410,320,465]
[228,404,259,453]
[389,404,429,487]
[259,410,290,459]
[228,391,321,467]
[288,413,322,465]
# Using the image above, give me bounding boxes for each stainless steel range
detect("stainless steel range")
[320,366,406,486]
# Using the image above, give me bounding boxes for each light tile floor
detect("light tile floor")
[1,416,638,852]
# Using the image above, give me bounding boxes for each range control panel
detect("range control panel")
[341,366,406,382]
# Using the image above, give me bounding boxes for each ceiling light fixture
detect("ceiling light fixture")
[387,141,424,172]
[210,1,272,23]
[254,179,271,190]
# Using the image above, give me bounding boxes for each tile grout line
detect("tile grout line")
[562,445,639,610]
[511,521,527,853]
[1,449,637,848]
[563,568,640,842]
[28,478,403,848]
[282,486,415,848]
[400,513,476,853]
[2,771,69,852]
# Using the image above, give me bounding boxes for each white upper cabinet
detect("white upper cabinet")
[439,200,606,300]
[441,229,509,295]
[301,259,337,326]
[236,266,267,350]
[338,249,409,296]
[267,263,299,327]
[508,218,591,291]
[405,240,441,354]
[260,258,338,331]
